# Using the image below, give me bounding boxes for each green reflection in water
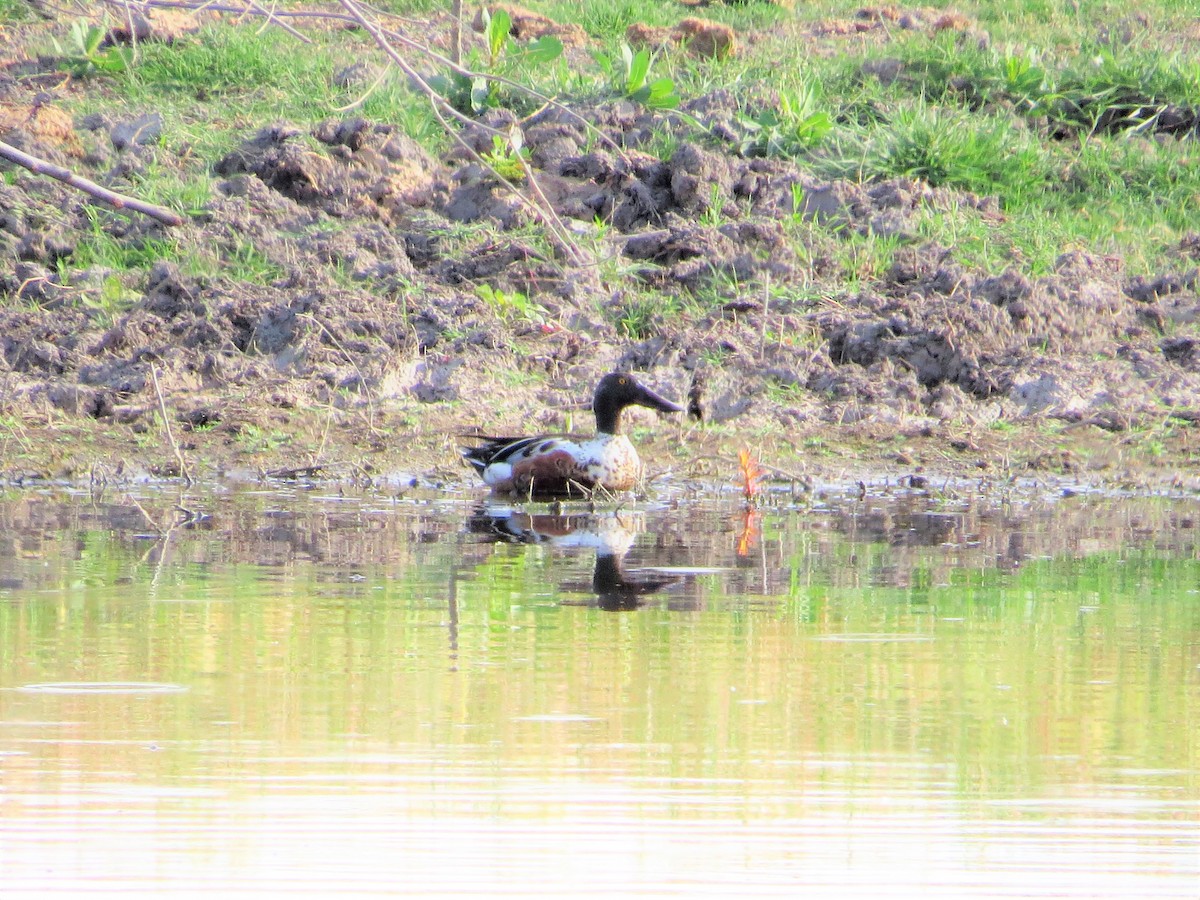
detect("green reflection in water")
[0,487,1196,893]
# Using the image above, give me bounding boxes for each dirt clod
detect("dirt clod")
[472,4,588,47]
[627,18,737,59]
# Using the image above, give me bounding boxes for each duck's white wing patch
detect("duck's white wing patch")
[483,461,513,487]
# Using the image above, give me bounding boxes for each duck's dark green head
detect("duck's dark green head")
[593,373,683,434]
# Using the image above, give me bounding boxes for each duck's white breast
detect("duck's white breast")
[579,435,640,488]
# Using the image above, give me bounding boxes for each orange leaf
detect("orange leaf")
[736,509,761,557]
[737,447,767,500]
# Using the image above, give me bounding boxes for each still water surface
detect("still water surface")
[0,482,1197,897]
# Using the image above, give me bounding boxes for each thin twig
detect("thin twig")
[99,0,312,41]
[450,0,463,65]
[241,0,314,44]
[100,0,426,27]
[150,366,194,485]
[0,139,184,226]
[316,406,334,460]
[125,492,164,534]
[111,0,141,64]
[149,515,180,593]
[759,273,770,363]
[331,59,393,113]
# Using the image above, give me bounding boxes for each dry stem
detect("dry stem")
[150,366,194,485]
[0,139,184,226]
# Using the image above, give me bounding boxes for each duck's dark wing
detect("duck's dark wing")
[461,435,560,475]
[467,510,597,544]
[466,507,542,542]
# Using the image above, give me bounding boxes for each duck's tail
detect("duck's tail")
[460,435,537,475]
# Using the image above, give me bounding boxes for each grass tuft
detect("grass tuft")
[827,106,1050,200]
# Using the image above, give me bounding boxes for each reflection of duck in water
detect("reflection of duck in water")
[461,373,683,498]
[467,507,680,611]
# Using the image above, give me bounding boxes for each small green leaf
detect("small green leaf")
[620,43,634,73]
[647,77,679,108]
[470,76,490,113]
[521,35,563,65]
[486,9,511,64]
[631,77,679,110]
[83,25,105,57]
[626,48,651,95]
[94,50,130,74]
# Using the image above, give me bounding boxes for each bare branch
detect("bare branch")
[450,0,463,65]
[0,139,185,226]
[95,0,417,30]
[150,366,194,486]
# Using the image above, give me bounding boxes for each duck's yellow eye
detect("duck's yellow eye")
[618,377,627,385]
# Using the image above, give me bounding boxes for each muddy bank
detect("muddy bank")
[2,19,1200,487]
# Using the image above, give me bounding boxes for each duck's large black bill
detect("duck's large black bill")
[633,381,684,415]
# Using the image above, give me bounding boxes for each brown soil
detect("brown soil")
[472,4,589,47]
[626,19,737,59]
[2,11,1200,493]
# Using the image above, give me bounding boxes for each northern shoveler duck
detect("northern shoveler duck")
[462,373,683,497]
[467,506,681,609]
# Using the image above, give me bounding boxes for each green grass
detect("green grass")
[357,82,445,150]
[832,105,1050,198]
[20,0,1200,306]
[477,284,550,326]
[611,291,685,339]
[855,33,1200,136]
[222,241,285,285]
[764,377,808,406]
[829,231,907,289]
[542,0,667,39]
[0,0,33,20]
[127,26,330,95]
[45,209,179,324]
[110,24,442,160]
[176,238,282,287]
[63,209,178,273]
[233,422,291,453]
